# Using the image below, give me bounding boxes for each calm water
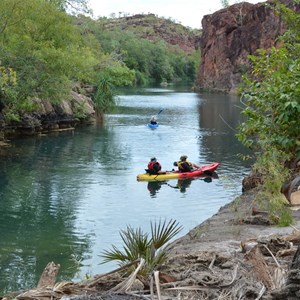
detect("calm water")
[0,87,251,294]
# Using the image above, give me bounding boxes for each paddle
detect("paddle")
[156,108,164,116]
[150,109,163,120]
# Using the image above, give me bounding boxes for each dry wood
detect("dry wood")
[263,245,286,289]
[245,246,275,290]
[208,253,216,270]
[47,127,75,133]
[276,247,296,257]
[256,286,266,300]
[109,258,145,293]
[283,227,300,244]
[37,262,60,288]
[150,276,154,300]
[86,259,140,288]
[154,271,162,300]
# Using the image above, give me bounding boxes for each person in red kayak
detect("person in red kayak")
[174,155,200,172]
[147,157,165,175]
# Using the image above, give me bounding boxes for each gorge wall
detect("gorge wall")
[197,0,299,93]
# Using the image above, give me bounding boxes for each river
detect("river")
[0,86,252,294]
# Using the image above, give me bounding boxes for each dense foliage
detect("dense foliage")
[46,0,91,14]
[237,0,300,224]
[77,16,199,85]
[237,0,300,161]
[0,0,97,119]
[0,1,199,121]
[0,1,131,121]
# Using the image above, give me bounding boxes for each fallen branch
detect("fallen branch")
[37,262,60,288]
[109,258,145,293]
[86,259,140,288]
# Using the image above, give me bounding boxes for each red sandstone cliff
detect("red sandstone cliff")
[197,0,299,93]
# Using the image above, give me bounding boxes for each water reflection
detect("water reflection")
[0,132,94,293]
[166,178,194,193]
[0,87,252,294]
[196,93,252,173]
[146,173,219,197]
[147,181,165,196]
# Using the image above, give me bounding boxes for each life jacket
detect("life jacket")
[177,161,192,172]
[147,161,161,174]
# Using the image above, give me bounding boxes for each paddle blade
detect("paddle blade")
[157,109,164,116]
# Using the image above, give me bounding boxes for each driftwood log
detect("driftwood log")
[37,262,60,288]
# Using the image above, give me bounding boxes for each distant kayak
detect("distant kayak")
[147,123,159,129]
[137,162,220,181]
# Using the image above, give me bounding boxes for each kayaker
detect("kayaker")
[147,157,165,175]
[149,115,158,125]
[174,155,200,172]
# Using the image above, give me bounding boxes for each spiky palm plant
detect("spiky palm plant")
[100,219,182,277]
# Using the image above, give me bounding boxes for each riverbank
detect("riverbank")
[4,187,300,300]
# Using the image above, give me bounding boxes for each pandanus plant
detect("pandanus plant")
[100,219,182,278]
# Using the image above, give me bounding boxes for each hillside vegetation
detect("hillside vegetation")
[0,1,201,126]
[76,13,201,85]
[98,13,201,54]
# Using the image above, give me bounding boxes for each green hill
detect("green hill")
[96,13,201,54]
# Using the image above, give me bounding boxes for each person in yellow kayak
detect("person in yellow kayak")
[147,157,166,175]
[174,155,200,172]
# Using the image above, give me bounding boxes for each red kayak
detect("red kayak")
[137,162,220,181]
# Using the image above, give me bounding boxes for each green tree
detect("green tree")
[237,0,300,224]
[237,1,300,161]
[0,0,100,120]
[46,0,91,14]
[220,0,230,8]
[78,16,199,85]
[93,58,135,122]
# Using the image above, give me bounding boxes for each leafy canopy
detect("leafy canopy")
[0,0,98,106]
[237,0,300,161]
[237,0,300,225]
[0,0,134,120]
[78,15,199,85]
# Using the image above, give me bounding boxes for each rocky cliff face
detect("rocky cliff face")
[197,0,299,93]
